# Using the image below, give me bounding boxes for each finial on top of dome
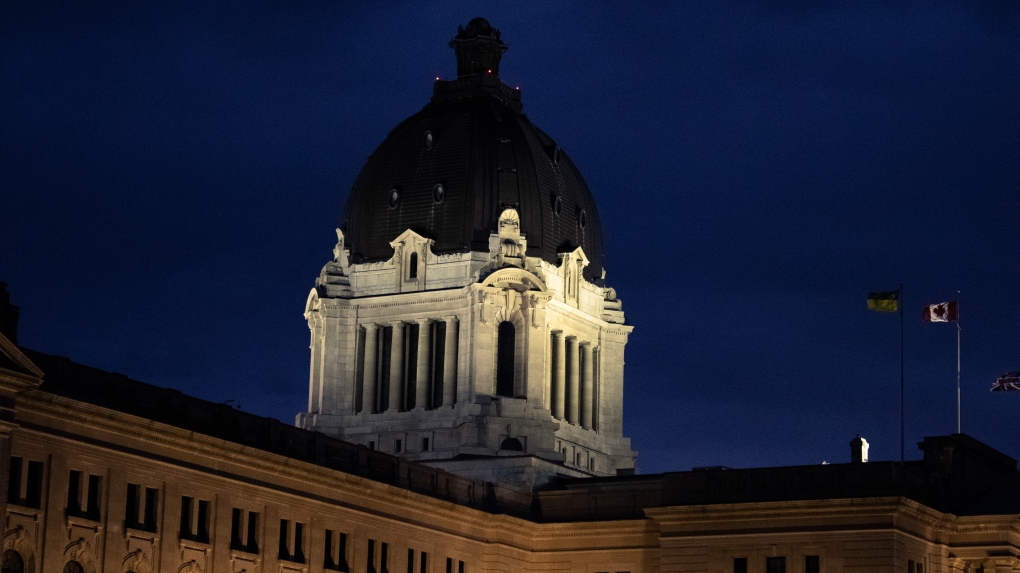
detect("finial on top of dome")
[450,18,508,78]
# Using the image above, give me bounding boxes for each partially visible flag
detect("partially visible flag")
[867,290,900,312]
[922,301,958,323]
[991,372,1020,392]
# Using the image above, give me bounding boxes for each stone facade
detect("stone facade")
[297,208,635,487]
[2,335,1020,573]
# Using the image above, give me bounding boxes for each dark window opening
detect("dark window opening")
[407,549,414,573]
[278,520,305,564]
[404,323,419,411]
[380,542,389,573]
[62,562,84,573]
[85,474,101,520]
[368,441,375,450]
[179,498,211,542]
[230,508,259,554]
[324,529,349,572]
[67,471,101,520]
[499,437,523,452]
[733,558,747,573]
[126,485,158,532]
[6,458,21,505]
[408,253,418,280]
[420,553,427,573]
[458,561,464,573]
[766,557,786,573]
[1,550,23,573]
[394,439,402,453]
[367,540,375,573]
[496,321,515,397]
[25,461,42,509]
[422,438,429,452]
[805,556,819,573]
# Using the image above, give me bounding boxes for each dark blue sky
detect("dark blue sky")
[3,2,1018,474]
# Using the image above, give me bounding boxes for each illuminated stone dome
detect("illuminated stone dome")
[342,18,605,281]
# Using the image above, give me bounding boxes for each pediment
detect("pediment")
[480,268,548,293]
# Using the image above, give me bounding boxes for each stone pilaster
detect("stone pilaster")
[566,336,579,425]
[415,319,431,409]
[361,324,378,413]
[389,321,404,412]
[443,316,458,407]
[552,331,565,420]
[580,342,593,430]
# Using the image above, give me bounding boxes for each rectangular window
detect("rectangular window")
[278,519,306,564]
[126,485,158,532]
[126,484,140,528]
[67,470,102,520]
[7,458,44,509]
[805,555,819,573]
[422,438,429,452]
[458,561,464,573]
[324,529,349,572]
[230,508,259,553]
[381,542,389,573]
[180,497,211,543]
[734,558,747,573]
[25,461,43,508]
[446,558,452,573]
[917,563,924,573]
[7,457,21,504]
[407,549,414,573]
[420,552,427,573]
[86,474,101,520]
[67,470,82,514]
[367,540,377,573]
[766,557,786,573]
[143,487,158,531]
[395,439,402,453]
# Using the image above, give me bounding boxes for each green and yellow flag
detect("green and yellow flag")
[867,290,900,312]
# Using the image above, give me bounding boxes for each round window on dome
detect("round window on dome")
[552,195,562,216]
[432,183,445,204]
[388,188,400,209]
[424,131,434,149]
[578,209,587,229]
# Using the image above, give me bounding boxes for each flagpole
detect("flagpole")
[899,282,904,464]
[957,291,961,434]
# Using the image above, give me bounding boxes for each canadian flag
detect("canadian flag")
[923,301,958,323]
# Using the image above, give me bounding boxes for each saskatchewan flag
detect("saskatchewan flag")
[867,290,900,312]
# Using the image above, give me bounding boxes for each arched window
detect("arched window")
[496,321,515,397]
[408,252,418,279]
[1,551,23,573]
[499,437,523,451]
[62,562,84,573]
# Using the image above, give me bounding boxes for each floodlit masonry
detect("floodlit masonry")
[297,19,635,488]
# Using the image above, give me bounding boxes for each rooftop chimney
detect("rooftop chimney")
[850,435,869,464]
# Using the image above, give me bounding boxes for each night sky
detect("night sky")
[3,2,1018,475]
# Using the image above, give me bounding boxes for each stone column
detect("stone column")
[388,321,404,412]
[361,324,378,414]
[551,331,565,419]
[443,316,458,407]
[580,342,594,430]
[415,319,431,409]
[566,336,579,425]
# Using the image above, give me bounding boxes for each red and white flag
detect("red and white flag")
[922,301,957,323]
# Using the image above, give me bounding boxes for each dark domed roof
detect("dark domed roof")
[342,20,604,281]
